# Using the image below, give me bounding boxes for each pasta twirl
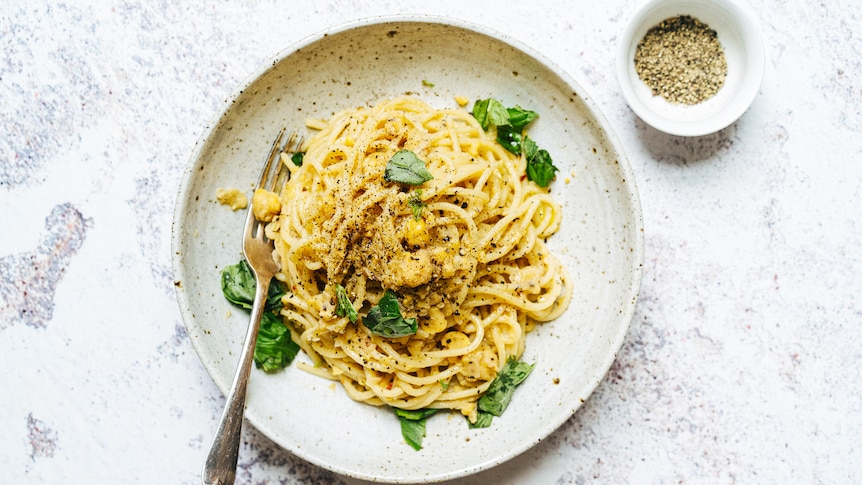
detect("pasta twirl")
[265,96,572,422]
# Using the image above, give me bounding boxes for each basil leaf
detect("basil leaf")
[221,260,256,308]
[221,260,286,311]
[253,311,300,373]
[399,418,426,451]
[467,411,495,429]
[384,150,433,186]
[485,98,510,127]
[394,407,438,421]
[523,134,539,161]
[362,290,418,338]
[468,357,535,428]
[394,408,437,450]
[290,151,304,167]
[477,357,535,416]
[471,98,491,130]
[471,98,558,187]
[526,145,558,188]
[472,98,511,129]
[266,281,287,311]
[335,284,358,323]
[495,124,523,156]
[506,106,538,131]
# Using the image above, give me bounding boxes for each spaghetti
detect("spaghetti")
[265,96,571,422]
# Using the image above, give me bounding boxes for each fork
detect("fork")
[202,129,300,485]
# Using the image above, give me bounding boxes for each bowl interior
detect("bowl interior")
[617,0,765,136]
[173,15,643,483]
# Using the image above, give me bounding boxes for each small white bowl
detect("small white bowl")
[617,0,765,136]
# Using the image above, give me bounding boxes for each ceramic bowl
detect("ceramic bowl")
[173,14,644,483]
[617,0,765,136]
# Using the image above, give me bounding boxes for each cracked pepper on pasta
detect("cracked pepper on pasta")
[260,96,572,422]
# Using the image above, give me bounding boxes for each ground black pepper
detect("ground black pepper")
[634,15,727,105]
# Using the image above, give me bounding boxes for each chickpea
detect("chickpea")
[252,188,281,222]
[403,217,430,247]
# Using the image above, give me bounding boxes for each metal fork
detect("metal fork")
[202,129,300,485]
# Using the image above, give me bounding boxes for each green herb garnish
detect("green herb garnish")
[362,290,418,338]
[505,106,538,131]
[469,357,535,428]
[335,284,358,323]
[495,124,523,155]
[254,311,300,372]
[394,408,438,450]
[472,98,510,130]
[468,412,494,429]
[221,260,286,311]
[422,79,435,87]
[471,98,491,128]
[472,99,537,133]
[472,98,558,187]
[221,260,297,373]
[524,137,557,188]
[384,150,434,186]
[407,189,425,220]
[290,151,304,167]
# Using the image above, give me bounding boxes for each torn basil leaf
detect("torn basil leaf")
[471,98,491,129]
[467,411,495,429]
[290,151,304,167]
[335,284,358,323]
[395,408,438,421]
[496,124,524,156]
[394,408,438,450]
[485,98,510,127]
[384,150,433,186]
[477,357,535,416]
[221,260,286,311]
[472,98,510,130]
[254,311,300,373]
[523,134,539,161]
[506,106,538,131]
[526,145,558,188]
[471,98,559,187]
[362,290,418,338]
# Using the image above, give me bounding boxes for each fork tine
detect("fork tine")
[269,132,303,193]
[265,132,293,193]
[257,128,286,190]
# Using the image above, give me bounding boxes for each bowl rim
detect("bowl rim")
[616,0,765,136]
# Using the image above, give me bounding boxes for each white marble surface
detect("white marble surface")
[1,0,860,484]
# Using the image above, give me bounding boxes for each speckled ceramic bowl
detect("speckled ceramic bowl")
[617,0,765,136]
[172,15,643,483]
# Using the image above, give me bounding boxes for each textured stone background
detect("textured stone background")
[1,1,860,483]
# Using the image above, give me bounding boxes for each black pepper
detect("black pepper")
[634,15,728,105]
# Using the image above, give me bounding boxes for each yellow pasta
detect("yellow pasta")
[265,96,571,422]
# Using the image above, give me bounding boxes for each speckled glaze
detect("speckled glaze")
[173,16,643,482]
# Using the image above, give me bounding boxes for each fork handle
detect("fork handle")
[201,276,271,485]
